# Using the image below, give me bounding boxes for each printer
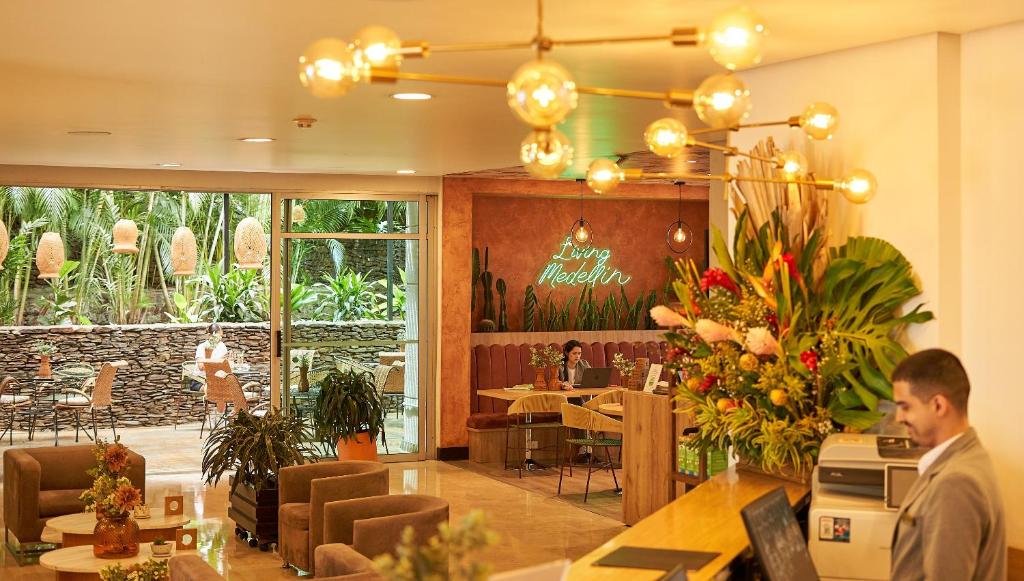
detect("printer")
[808,434,925,580]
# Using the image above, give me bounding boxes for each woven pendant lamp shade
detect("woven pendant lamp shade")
[36,232,65,279]
[0,220,8,271]
[112,219,140,254]
[233,217,267,269]
[171,226,198,276]
[292,204,307,225]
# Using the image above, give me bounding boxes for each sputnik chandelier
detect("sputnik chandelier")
[298,1,877,203]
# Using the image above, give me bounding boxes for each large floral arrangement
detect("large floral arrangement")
[373,510,498,581]
[99,558,169,581]
[80,439,143,518]
[653,139,932,475]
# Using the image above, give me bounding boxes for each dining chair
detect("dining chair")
[199,360,232,438]
[558,402,623,502]
[215,371,268,418]
[0,377,34,445]
[52,361,127,446]
[504,392,567,478]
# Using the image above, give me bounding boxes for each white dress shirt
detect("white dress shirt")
[195,341,228,371]
[917,431,964,475]
[567,367,576,385]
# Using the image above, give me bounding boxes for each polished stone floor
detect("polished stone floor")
[0,424,625,579]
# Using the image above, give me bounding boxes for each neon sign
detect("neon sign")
[537,237,633,289]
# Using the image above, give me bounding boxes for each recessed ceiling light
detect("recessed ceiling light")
[157,163,182,168]
[396,169,416,175]
[67,130,111,136]
[391,93,433,101]
[238,137,275,143]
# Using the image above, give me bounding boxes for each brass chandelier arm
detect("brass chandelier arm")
[399,28,701,58]
[689,116,802,136]
[629,171,837,190]
[686,139,778,165]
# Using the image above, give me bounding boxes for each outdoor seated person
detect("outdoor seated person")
[558,339,591,391]
[190,323,229,392]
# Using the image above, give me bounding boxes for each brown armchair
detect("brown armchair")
[314,495,450,579]
[169,554,381,581]
[278,461,390,574]
[3,444,145,545]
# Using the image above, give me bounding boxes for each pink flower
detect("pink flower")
[695,319,742,344]
[650,305,689,328]
[745,327,782,357]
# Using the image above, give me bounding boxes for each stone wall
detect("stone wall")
[0,320,405,428]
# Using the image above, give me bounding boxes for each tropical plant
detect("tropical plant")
[315,269,385,321]
[36,260,93,325]
[523,284,537,332]
[99,558,169,581]
[495,278,508,332]
[197,264,269,323]
[372,510,498,581]
[201,409,316,493]
[0,233,30,325]
[313,368,388,453]
[34,342,57,355]
[288,283,319,319]
[374,268,407,320]
[167,292,203,324]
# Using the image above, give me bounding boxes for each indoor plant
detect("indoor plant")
[544,346,564,390]
[611,353,636,389]
[372,510,498,581]
[99,558,169,581]
[528,346,547,389]
[150,537,172,557]
[314,368,388,460]
[202,409,316,549]
[34,342,56,379]
[80,439,144,558]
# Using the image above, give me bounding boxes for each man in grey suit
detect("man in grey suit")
[890,349,1006,580]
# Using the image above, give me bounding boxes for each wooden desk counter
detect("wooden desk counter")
[570,467,810,581]
[476,387,614,402]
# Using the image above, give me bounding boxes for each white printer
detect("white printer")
[809,434,924,580]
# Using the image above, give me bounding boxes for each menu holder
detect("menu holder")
[175,527,198,551]
[644,364,664,393]
[165,495,184,516]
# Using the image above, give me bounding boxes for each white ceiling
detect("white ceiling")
[0,0,1021,177]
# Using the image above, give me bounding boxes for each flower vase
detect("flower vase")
[534,368,547,390]
[93,513,140,558]
[37,354,52,379]
[298,366,310,393]
[547,366,561,391]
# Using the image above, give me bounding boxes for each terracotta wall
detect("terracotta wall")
[472,195,708,332]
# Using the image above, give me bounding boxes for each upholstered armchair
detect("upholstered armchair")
[169,554,383,581]
[278,461,390,574]
[314,495,450,579]
[3,444,145,545]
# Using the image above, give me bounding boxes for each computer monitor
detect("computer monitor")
[578,367,611,388]
[740,487,819,581]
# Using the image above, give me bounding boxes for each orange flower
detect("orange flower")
[104,444,129,474]
[111,483,142,512]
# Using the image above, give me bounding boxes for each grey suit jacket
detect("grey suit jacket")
[890,428,1006,581]
[558,359,591,384]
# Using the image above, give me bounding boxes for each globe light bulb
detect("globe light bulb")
[776,150,808,179]
[520,128,574,179]
[673,227,688,243]
[575,222,590,242]
[506,60,579,127]
[352,26,402,72]
[838,168,877,203]
[643,118,689,158]
[298,38,358,98]
[706,5,768,70]
[693,73,752,128]
[799,102,840,140]
[586,159,624,194]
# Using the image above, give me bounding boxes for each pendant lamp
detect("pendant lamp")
[112,219,140,254]
[666,181,694,254]
[0,220,9,271]
[171,226,198,275]
[234,217,268,269]
[569,179,594,250]
[36,232,65,279]
[292,204,307,225]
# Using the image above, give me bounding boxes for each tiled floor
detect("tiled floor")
[0,424,625,579]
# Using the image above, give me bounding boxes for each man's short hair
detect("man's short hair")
[891,348,970,412]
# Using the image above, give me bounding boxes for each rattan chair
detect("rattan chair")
[504,392,567,478]
[215,371,268,418]
[199,360,232,438]
[558,402,623,502]
[0,377,34,445]
[52,361,126,446]
[582,388,625,411]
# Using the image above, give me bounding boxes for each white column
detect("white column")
[401,205,420,453]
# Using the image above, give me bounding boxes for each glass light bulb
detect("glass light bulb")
[643,118,689,158]
[506,60,579,127]
[776,150,808,179]
[575,223,590,242]
[520,128,574,179]
[694,73,752,128]
[586,159,623,194]
[352,26,402,71]
[799,102,840,140]
[839,168,877,203]
[673,227,688,243]
[298,38,358,98]
[706,5,768,70]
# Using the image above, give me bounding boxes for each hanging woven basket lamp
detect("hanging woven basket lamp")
[0,220,9,271]
[234,217,267,269]
[292,204,307,225]
[36,232,65,279]
[171,226,198,276]
[112,219,140,254]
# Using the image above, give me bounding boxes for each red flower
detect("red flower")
[778,253,803,282]
[765,312,779,333]
[698,375,718,394]
[666,347,689,362]
[800,350,818,373]
[700,268,740,297]
[104,444,129,474]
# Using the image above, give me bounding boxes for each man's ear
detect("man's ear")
[933,393,953,417]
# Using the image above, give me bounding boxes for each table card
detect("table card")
[176,527,197,551]
[165,495,184,516]
[644,364,663,393]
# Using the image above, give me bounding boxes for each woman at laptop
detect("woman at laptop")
[558,339,591,391]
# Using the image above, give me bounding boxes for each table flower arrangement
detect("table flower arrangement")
[529,345,563,389]
[80,439,144,557]
[611,353,636,387]
[652,139,933,476]
[99,558,169,581]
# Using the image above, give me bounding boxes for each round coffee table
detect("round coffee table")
[40,542,195,581]
[46,509,190,547]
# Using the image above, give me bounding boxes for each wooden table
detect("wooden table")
[46,509,190,547]
[39,543,196,580]
[569,467,810,581]
[598,403,623,416]
[476,387,615,402]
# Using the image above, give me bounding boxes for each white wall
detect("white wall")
[722,28,1023,547]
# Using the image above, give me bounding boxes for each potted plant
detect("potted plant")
[612,353,637,389]
[34,342,56,379]
[150,537,172,557]
[314,368,387,461]
[544,346,564,391]
[290,350,314,393]
[528,347,547,389]
[202,409,316,550]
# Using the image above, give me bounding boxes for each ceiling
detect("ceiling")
[0,0,1021,178]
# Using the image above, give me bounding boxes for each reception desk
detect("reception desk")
[570,467,810,581]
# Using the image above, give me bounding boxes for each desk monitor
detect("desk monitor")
[740,487,819,581]
[578,367,611,388]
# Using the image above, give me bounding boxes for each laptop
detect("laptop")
[577,367,611,388]
[740,487,819,581]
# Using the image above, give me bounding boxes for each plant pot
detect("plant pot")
[37,354,52,379]
[227,476,278,547]
[338,432,378,461]
[298,367,310,393]
[93,513,140,558]
[546,366,561,391]
[151,543,173,557]
[735,454,812,485]
[533,368,547,390]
